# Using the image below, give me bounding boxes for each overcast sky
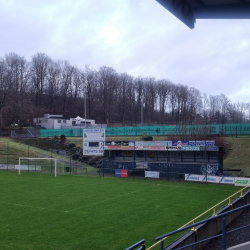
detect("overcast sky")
[0,0,250,103]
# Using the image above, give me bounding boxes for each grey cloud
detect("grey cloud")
[0,0,249,103]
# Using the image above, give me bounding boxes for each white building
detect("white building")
[33,114,96,129]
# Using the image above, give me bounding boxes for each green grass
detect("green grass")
[224,137,250,175]
[0,171,242,250]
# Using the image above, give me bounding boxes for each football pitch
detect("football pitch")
[0,172,242,250]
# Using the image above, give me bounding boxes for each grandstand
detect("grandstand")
[103,140,226,179]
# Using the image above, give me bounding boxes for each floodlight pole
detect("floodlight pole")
[84,86,87,128]
[141,102,143,126]
[205,140,207,185]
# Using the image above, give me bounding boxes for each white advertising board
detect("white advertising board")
[219,177,235,185]
[199,175,220,183]
[185,175,241,185]
[0,164,7,170]
[15,165,41,171]
[145,171,159,178]
[235,177,250,186]
[83,128,105,156]
[185,174,199,181]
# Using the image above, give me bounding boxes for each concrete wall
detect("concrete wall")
[165,190,250,250]
[228,241,250,250]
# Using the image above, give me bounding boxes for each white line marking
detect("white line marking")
[0,202,68,213]
[69,184,158,212]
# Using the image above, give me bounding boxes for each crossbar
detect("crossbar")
[18,157,57,177]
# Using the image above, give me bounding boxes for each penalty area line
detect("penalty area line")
[0,202,69,213]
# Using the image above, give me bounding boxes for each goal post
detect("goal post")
[18,157,57,177]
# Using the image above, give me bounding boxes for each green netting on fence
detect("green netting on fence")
[40,125,220,137]
[222,123,250,135]
[41,129,75,137]
[77,128,83,137]
[105,124,220,137]
[37,123,250,137]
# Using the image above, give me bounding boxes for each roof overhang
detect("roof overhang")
[156,0,250,29]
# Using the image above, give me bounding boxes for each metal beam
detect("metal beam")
[156,0,195,28]
[194,3,250,19]
[194,0,205,8]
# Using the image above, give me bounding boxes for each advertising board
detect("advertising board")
[185,175,235,185]
[219,177,235,184]
[199,175,220,183]
[145,171,160,178]
[103,140,217,151]
[235,177,250,186]
[115,169,128,178]
[182,146,200,151]
[14,165,41,171]
[185,174,199,181]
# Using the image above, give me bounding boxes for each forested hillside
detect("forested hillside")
[0,52,249,127]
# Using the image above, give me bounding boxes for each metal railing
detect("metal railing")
[154,203,250,250]
[126,185,250,250]
[147,185,250,250]
[125,239,145,250]
[126,203,250,250]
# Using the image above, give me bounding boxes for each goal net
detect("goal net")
[18,157,57,177]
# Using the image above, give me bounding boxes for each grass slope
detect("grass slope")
[0,138,100,175]
[0,172,241,250]
[224,137,250,175]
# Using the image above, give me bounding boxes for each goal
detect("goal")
[18,157,57,177]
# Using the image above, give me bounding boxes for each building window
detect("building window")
[63,120,66,123]
[58,120,61,123]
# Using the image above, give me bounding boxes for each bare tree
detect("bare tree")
[46,60,61,111]
[59,60,75,111]
[98,66,118,124]
[30,53,51,106]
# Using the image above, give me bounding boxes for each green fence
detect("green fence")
[41,129,76,137]
[0,139,101,176]
[222,123,250,135]
[39,123,250,137]
[105,124,220,137]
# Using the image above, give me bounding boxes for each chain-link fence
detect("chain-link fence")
[0,139,102,177]
[0,138,232,180]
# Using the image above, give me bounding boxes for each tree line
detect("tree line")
[0,52,249,127]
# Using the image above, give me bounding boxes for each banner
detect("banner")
[219,177,235,184]
[235,177,250,186]
[185,174,199,181]
[145,171,159,178]
[115,169,128,178]
[15,165,41,171]
[182,146,200,151]
[199,175,220,183]
[103,140,217,151]
[185,175,237,185]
